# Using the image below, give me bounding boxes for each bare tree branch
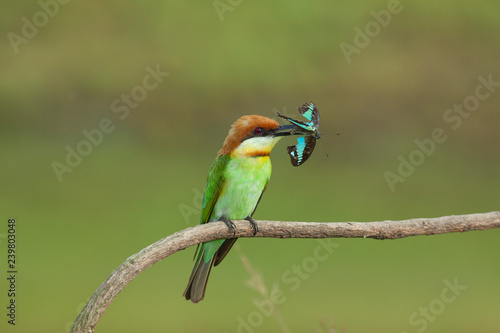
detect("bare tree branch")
[70,211,500,333]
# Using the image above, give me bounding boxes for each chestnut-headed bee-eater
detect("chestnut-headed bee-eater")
[183,115,298,303]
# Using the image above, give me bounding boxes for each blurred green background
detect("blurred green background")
[1,1,499,332]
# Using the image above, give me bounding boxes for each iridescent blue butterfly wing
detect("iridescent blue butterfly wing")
[286,135,317,166]
[276,113,312,133]
[298,102,319,127]
[298,102,321,139]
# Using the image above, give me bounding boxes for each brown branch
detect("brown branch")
[70,211,500,333]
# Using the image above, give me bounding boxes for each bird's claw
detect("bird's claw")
[245,216,258,235]
[220,217,236,235]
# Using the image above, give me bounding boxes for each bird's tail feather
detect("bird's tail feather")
[183,254,214,303]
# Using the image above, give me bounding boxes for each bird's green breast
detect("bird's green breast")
[210,155,271,221]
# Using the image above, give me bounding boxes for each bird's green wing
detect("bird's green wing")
[200,154,230,224]
[191,154,230,264]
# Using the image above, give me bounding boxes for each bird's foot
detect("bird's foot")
[220,216,236,235]
[245,216,258,235]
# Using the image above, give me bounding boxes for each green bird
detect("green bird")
[183,115,297,303]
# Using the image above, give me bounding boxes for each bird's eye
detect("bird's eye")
[254,127,263,135]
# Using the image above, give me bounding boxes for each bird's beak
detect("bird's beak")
[273,124,306,137]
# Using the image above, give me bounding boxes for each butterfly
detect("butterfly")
[277,102,321,166]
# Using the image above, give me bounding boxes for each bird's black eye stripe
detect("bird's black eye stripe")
[254,127,263,135]
[241,127,270,142]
